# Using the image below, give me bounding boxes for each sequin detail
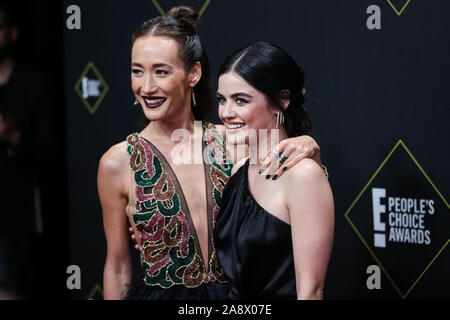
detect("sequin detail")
[126,123,232,289]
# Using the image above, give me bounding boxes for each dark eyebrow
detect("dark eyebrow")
[153,63,171,69]
[216,92,252,99]
[231,92,252,99]
[131,63,172,69]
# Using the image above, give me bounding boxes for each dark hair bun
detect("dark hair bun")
[167,6,199,28]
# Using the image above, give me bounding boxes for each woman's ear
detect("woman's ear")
[189,61,202,87]
[278,89,291,110]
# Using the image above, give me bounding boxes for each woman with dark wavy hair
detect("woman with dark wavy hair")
[98,7,322,300]
[214,42,334,300]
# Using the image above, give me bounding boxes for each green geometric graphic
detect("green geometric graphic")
[74,62,109,115]
[386,0,411,16]
[86,283,104,300]
[344,140,449,299]
[151,0,212,17]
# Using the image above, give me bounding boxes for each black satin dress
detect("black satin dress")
[214,159,297,300]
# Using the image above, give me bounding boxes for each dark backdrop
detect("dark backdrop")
[63,0,449,300]
[2,0,68,299]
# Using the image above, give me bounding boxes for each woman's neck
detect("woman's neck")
[142,112,197,143]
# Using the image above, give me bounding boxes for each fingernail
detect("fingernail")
[258,169,264,175]
[282,167,288,172]
[272,175,278,180]
[266,175,271,180]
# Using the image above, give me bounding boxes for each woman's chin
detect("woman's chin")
[142,109,166,122]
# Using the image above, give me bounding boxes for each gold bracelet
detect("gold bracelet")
[321,165,329,180]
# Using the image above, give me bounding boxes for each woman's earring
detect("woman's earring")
[276,112,284,129]
[134,99,139,106]
[192,89,197,107]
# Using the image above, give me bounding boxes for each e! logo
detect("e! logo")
[372,188,387,248]
[66,5,81,30]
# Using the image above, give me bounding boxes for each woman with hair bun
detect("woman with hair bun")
[98,7,322,300]
[214,42,334,300]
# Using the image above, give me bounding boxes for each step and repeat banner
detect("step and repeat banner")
[64,0,449,300]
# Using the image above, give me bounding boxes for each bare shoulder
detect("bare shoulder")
[282,158,334,219]
[99,141,129,175]
[231,156,249,176]
[282,158,326,187]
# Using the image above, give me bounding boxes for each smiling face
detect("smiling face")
[131,36,197,123]
[217,71,278,145]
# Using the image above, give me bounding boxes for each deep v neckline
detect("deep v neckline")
[140,124,214,273]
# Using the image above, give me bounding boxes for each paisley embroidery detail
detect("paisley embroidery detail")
[126,123,232,289]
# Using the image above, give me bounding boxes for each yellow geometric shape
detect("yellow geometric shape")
[86,283,104,300]
[386,0,411,16]
[74,62,109,115]
[151,0,212,17]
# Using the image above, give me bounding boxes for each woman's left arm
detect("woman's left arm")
[216,124,322,177]
[285,159,334,300]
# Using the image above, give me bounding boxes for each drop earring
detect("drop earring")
[192,89,197,107]
[134,99,139,106]
[276,112,284,129]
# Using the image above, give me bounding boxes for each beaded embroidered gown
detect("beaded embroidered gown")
[214,159,297,300]
[124,123,232,300]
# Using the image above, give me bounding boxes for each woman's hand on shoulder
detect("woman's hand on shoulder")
[260,135,321,181]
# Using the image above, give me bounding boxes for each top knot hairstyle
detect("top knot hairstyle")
[219,42,314,138]
[132,6,211,120]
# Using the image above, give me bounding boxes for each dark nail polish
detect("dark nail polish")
[272,175,278,180]
[258,169,264,175]
[266,175,271,180]
[282,167,288,172]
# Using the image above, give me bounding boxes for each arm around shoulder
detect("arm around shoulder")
[284,158,335,300]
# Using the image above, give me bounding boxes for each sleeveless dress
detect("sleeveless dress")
[124,123,233,300]
[214,159,297,300]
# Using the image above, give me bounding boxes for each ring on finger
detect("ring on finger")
[277,153,288,163]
